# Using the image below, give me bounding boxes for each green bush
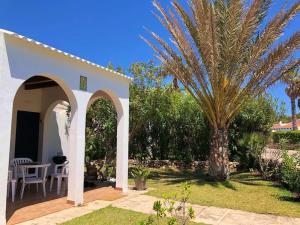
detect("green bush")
[86,98,117,162]
[272,131,300,144]
[281,152,300,194]
[238,133,281,180]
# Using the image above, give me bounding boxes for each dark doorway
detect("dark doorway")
[15,111,40,161]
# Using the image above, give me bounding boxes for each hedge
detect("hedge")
[272,131,300,144]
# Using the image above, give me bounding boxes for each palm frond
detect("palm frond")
[144,0,300,129]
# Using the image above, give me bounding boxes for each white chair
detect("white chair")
[7,170,16,202]
[10,158,38,180]
[50,162,69,195]
[20,164,50,199]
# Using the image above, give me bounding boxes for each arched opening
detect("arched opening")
[84,90,119,194]
[6,75,75,224]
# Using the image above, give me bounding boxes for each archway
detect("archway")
[84,90,118,191]
[6,75,76,224]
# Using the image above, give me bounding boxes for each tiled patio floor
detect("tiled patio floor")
[6,181,123,225]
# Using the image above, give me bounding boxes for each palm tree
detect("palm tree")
[143,0,300,179]
[283,69,300,130]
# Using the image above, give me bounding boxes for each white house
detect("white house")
[0,29,131,224]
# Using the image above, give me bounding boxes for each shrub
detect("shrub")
[238,133,282,180]
[281,152,300,195]
[272,131,300,145]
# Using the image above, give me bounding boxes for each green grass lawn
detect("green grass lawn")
[61,206,204,225]
[129,168,300,218]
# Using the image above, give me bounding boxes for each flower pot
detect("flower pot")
[86,164,98,180]
[134,177,147,191]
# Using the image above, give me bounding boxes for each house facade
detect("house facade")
[271,119,300,132]
[0,29,131,224]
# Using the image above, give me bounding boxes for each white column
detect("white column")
[0,93,14,224]
[116,98,129,192]
[67,91,90,205]
[0,31,18,224]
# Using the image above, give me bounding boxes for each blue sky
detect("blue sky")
[0,0,298,115]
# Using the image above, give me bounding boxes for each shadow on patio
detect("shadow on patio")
[7,180,123,225]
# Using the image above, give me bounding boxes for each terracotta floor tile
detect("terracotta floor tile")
[6,181,123,225]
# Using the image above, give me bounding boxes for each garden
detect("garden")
[83,61,300,220]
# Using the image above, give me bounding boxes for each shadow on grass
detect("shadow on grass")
[148,168,287,191]
[230,173,272,187]
[278,196,300,203]
[148,168,238,191]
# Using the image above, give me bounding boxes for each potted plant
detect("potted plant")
[86,161,98,180]
[131,166,150,191]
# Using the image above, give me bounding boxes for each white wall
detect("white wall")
[42,101,70,173]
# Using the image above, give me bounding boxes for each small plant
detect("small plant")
[139,182,195,225]
[131,166,151,190]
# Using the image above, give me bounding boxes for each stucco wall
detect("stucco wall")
[43,101,70,172]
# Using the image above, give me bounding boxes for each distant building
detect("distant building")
[271,119,300,132]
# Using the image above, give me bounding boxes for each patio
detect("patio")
[7,181,123,225]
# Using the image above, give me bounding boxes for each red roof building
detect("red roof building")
[271,119,300,132]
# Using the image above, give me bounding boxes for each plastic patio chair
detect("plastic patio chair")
[50,162,69,195]
[20,164,50,199]
[7,170,16,202]
[10,158,38,180]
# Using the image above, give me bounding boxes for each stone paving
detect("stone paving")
[16,189,300,225]
[111,193,300,225]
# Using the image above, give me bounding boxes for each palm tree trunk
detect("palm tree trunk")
[291,96,297,130]
[173,77,179,90]
[208,128,230,180]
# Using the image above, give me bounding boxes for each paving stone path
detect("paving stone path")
[18,189,300,225]
[112,192,300,225]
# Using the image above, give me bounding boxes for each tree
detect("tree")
[282,69,300,130]
[143,0,300,179]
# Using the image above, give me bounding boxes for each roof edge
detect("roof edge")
[0,29,133,82]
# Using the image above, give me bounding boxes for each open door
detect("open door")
[15,111,40,161]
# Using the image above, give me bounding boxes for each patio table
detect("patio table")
[17,162,40,175]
